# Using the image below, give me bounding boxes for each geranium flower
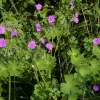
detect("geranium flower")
[73,17,79,23]
[0,38,6,48]
[93,85,99,91]
[48,15,55,23]
[35,24,42,32]
[40,37,45,44]
[36,4,42,10]
[11,30,18,36]
[70,1,74,6]
[46,43,53,50]
[28,40,37,49]
[93,38,100,45]
[0,25,5,34]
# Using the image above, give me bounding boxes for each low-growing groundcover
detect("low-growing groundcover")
[0,0,100,100]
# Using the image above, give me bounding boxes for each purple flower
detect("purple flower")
[28,40,37,49]
[48,15,55,23]
[0,25,5,34]
[93,38,99,45]
[46,43,53,50]
[40,37,45,44]
[93,85,99,91]
[36,4,42,10]
[93,38,100,45]
[11,30,18,36]
[75,12,78,18]
[35,24,42,32]
[73,17,79,23]
[70,1,74,6]
[97,38,100,44]
[0,38,6,48]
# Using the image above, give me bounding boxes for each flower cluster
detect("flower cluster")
[35,15,55,31]
[28,38,54,50]
[93,38,100,45]
[5,25,18,36]
[32,3,54,50]
[40,37,54,50]
[0,24,18,48]
[70,1,79,24]
[0,3,55,50]
[35,4,55,32]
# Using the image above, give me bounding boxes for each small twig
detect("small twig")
[68,65,74,74]
[81,8,90,36]
[36,66,48,88]
[18,86,30,100]
[38,69,48,88]
[9,0,18,14]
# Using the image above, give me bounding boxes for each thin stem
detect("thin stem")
[9,0,18,14]
[81,8,90,36]
[38,69,48,88]
[18,86,30,100]
[9,0,19,11]
[14,77,15,100]
[9,76,11,100]
[34,71,39,84]
[68,65,74,74]
[36,65,48,88]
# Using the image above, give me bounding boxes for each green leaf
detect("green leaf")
[61,74,79,94]
[0,63,9,78]
[89,59,100,75]
[68,94,78,100]
[79,66,90,76]
[96,24,100,27]
[7,60,27,76]
[60,83,70,94]
[71,55,85,66]
[92,46,100,59]
[24,2,28,8]
[95,7,100,15]
[52,78,58,87]
[68,48,79,57]
[64,74,74,83]
[34,54,56,71]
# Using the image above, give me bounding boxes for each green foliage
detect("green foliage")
[34,54,56,71]
[61,74,82,95]
[84,37,93,51]
[31,80,60,100]
[92,45,100,59]
[0,0,100,99]
[0,0,3,9]
[68,94,78,100]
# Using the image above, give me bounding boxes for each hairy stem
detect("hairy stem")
[9,76,11,100]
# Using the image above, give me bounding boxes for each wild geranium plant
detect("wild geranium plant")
[0,0,100,100]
